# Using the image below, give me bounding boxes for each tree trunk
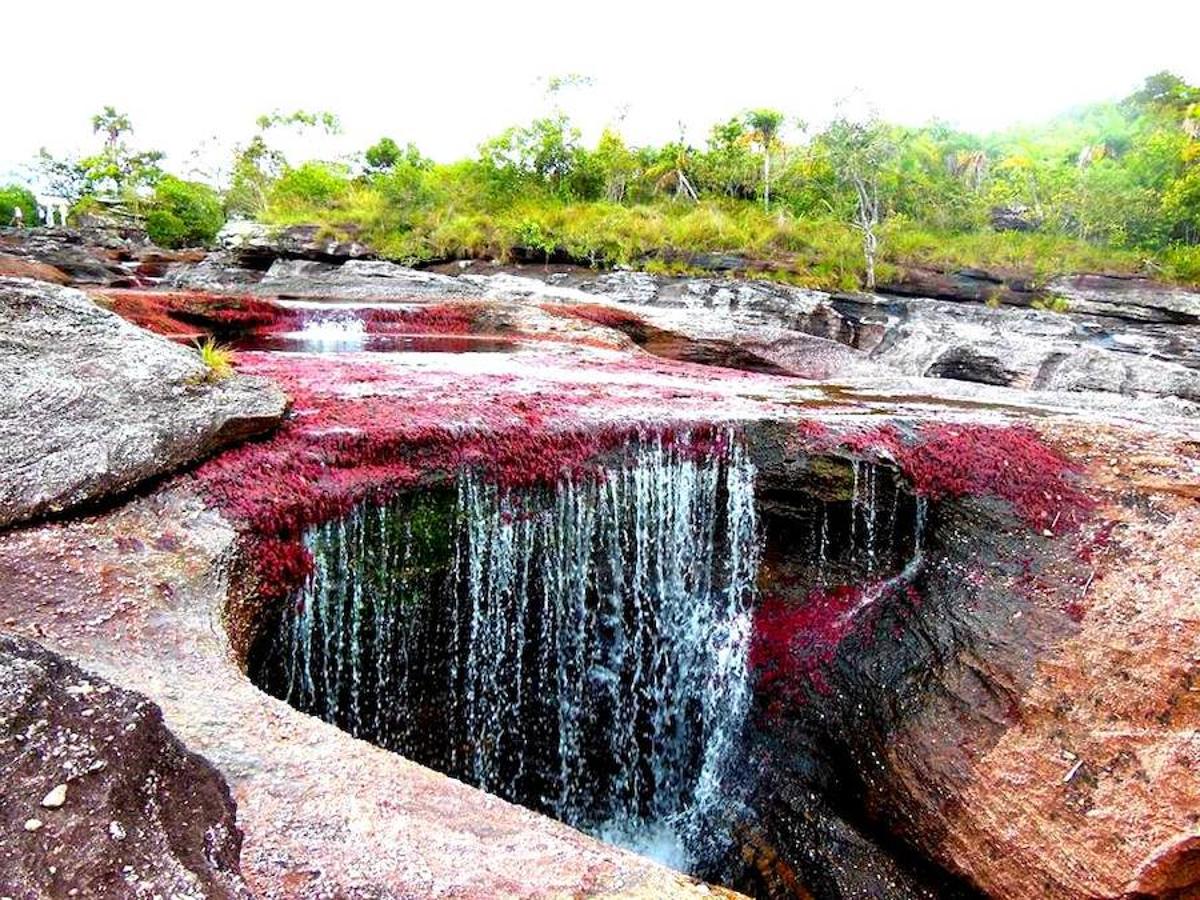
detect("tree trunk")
[763,152,771,211]
[863,227,878,291]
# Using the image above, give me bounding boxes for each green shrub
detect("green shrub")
[145,176,224,248]
[268,163,350,214]
[0,184,37,227]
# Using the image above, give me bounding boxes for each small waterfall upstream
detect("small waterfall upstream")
[252,432,761,872]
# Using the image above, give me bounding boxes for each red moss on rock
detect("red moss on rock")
[191,350,741,599]
[750,578,922,709]
[800,421,1092,533]
[98,290,291,336]
[361,304,479,334]
[541,302,645,332]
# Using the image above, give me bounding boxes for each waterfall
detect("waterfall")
[297,311,367,347]
[266,431,760,871]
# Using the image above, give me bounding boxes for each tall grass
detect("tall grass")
[263,187,1196,291]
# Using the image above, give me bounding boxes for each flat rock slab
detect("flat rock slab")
[0,278,288,528]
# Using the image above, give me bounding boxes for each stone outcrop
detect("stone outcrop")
[5,226,1200,898]
[217,221,376,269]
[0,252,70,284]
[166,254,1200,405]
[0,278,287,528]
[831,293,1200,402]
[0,633,248,898]
[0,227,203,287]
[1048,273,1200,322]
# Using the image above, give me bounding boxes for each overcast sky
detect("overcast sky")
[5,0,1199,187]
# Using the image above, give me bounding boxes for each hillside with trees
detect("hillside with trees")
[5,72,1199,290]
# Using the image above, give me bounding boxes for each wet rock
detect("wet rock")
[167,253,1200,403]
[0,633,248,897]
[877,266,1040,307]
[0,278,288,528]
[0,227,143,286]
[0,253,71,285]
[846,296,1200,402]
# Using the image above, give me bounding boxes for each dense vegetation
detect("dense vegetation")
[14,73,1200,286]
[0,184,36,227]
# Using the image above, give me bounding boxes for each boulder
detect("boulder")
[0,253,70,285]
[0,633,248,897]
[0,278,288,528]
[217,221,376,269]
[841,295,1200,402]
[990,204,1040,232]
[877,266,1039,307]
[0,228,142,286]
[156,251,1200,404]
[1048,273,1200,323]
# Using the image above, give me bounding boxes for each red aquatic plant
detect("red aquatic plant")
[191,349,744,599]
[750,578,922,709]
[827,422,1092,533]
[541,302,646,333]
[99,290,292,335]
[361,303,480,335]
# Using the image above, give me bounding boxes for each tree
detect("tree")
[824,115,896,290]
[592,129,640,202]
[646,128,699,203]
[80,107,163,196]
[744,108,785,210]
[0,185,37,227]
[144,176,225,248]
[225,110,341,217]
[37,107,163,204]
[479,114,585,198]
[364,137,429,173]
[697,118,757,200]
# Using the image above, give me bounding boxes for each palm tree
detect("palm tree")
[744,109,785,210]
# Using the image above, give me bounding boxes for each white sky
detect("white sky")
[5,0,1199,186]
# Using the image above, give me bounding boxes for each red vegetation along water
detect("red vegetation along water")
[813,421,1092,534]
[97,290,288,336]
[190,348,745,598]
[751,419,1095,706]
[99,290,484,339]
[750,580,923,707]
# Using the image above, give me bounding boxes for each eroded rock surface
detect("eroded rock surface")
[163,255,1200,404]
[217,221,376,269]
[0,278,287,528]
[0,633,248,898]
[5,226,1200,898]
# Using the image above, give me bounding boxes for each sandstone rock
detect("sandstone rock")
[217,221,375,269]
[0,278,288,528]
[1048,273,1200,323]
[0,253,70,285]
[0,633,248,897]
[166,253,1200,404]
[0,228,140,286]
[877,266,1039,307]
[842,295,1200,402]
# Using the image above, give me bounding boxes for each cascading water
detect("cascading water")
[297,312,367,347]
[250,432,761,874]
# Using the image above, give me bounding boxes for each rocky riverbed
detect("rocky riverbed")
[1,224,1198,899]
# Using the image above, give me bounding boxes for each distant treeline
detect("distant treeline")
[5,72,1199,288]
